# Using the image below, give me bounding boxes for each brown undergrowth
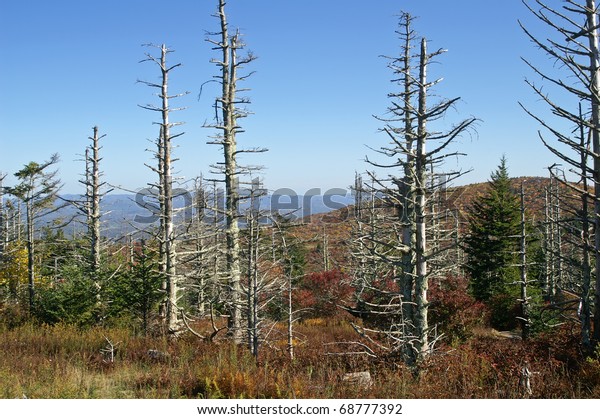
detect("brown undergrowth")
[0,319,598,399]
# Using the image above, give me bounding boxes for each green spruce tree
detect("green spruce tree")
[464,156,521,302]
[108,241,163,335]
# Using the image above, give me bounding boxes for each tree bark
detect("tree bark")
[89,127,101,273]
[0,174,5,257]
[157,44,179,334]
[216,0,243,343]
[413,37,429,363]
[26,197,34,313]
[520,184,530,341]
[139,43,185,334]
[585,0,600,344]
[578,107,593,349]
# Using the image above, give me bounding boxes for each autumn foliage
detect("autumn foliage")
[429,275,488,343]
[294,270,353,318]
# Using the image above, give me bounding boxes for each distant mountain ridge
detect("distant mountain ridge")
[33,176,566,241]
[41,192,357,239]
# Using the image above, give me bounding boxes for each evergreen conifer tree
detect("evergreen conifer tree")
[464,156,521,302]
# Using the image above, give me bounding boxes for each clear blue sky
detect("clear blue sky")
[0,0,567,195]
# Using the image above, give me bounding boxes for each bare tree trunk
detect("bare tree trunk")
[157,126,167,320]
[89,127,101,273]
[205,0,266,344]
[287,271,294,361]
[82,126,106,310]
[139,44,186,335]
[413,38,429,363]
[543,188,553,301]
[578,110,593,350]
[16,202,21,242]
[399,14,416,331]
[193,178,208,316]
[519,184,530,340]
[322,226,330,271]
[246,196,258,356]
[354,173,363,219]
[0,174,5,258]
[26,198,34,313]
[585,0,600,344]
[157,45,179,334]
[521,0,600,345]
[359,12,474,368]
[210,0,246,344]
[553,179,563,293]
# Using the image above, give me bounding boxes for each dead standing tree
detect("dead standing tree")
[179,176,220,319]
[520,0,600,347]
[240,178,289,358]
[83,127,107,276]
[205,0,266,344]
[518,183,532,340]
[67,126,113,305]
[138,44,188,335]
[0,173,5,258]
[270,216,309,361]
[358,13,475,366]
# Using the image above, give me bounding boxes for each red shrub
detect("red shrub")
[429,275,488,343]
[295,270,354,318]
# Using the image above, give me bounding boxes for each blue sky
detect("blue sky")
[0,0,569,195]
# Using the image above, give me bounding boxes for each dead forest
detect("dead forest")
[1,0,600,399]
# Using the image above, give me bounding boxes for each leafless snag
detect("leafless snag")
[352,13,475,368]
[138,43,189,335]
[101,336,121,364]
[520,0,600,348]
[204,0,266,344]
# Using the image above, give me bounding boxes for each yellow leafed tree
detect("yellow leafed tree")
[0,242,29,298]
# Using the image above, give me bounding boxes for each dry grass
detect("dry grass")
[0,319,598,399]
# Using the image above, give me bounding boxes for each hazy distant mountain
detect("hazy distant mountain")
[41,192,356,239]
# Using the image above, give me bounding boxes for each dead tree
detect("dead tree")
[205,0,266,344]
[179,178,231,343]
[59,126,113,315]
[520,0,600,346]
[577,111,594,349]
[181,176,221,319]
[138,44,188,334]
[245,182,261,356]
[359,13,475,366]
[271,217,308,361]
[0,196,20,252]
[2,199,21,245]
[240,178,285,357]
[518,183,532,340]
[321,226,330,272]
[86,127,104,274]
[0,173,5,258]
[543,186,556,300]
[65,126,113,306]
[348,177,400,329]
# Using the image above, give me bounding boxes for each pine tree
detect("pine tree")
[108,241,163,336]
[7,155,63,313]
[464,156,520,302]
